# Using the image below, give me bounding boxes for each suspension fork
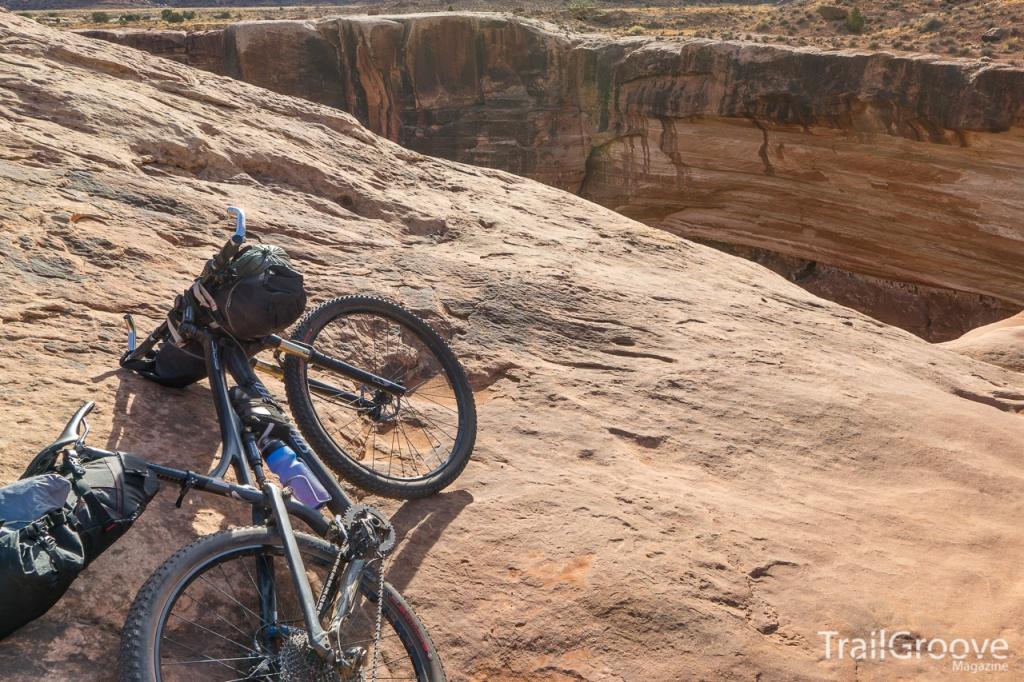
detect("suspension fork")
[264,482,333,658]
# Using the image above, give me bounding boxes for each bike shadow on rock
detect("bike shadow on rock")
[386,489,474,592]
[101,367,250,534]
[0,369,242,682]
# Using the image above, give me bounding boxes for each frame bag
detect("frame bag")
[0,452,160,639]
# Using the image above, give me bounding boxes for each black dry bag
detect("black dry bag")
[0,452,160,639]
[211,244,307,340]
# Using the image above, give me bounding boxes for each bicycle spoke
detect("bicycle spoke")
[163,656,262,666]
[160,635,254,675]
[303,308,465,483]
[402,403,457,442]
[167,612,259,656]
[397,421,431,475]
[197,574,262,621]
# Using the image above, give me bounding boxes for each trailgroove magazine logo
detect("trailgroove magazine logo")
[819,630,1011,673]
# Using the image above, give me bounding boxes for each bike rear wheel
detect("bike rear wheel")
[119,526,445,682]
[283,296,476,499]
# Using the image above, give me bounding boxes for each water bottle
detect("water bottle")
[262,440,331,508]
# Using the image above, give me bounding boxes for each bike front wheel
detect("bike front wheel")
[283,296,476,499]
[119,526,445,682]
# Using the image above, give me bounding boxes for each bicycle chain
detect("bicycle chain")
[325,506,394,681]
[370,553,388,682]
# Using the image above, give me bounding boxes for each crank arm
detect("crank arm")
[264,482,333,659]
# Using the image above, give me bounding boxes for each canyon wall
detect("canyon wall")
[79,16,1024,339]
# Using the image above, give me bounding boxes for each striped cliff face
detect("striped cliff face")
[77,15,1024,339]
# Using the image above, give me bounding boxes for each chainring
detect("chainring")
[342,504,396,555]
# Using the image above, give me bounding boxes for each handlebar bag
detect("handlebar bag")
[0,452,159,640]
[212,244,307,340]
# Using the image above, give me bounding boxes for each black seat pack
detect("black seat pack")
[0,452,160,640]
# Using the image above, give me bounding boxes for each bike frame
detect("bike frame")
[100,326,402,660]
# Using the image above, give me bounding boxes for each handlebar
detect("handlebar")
[211,207,248,271]
[54,401,94,450]
[227,206,246,244]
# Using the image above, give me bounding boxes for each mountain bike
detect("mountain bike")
[123,208,476,499]
[31,208,472,680]
[28,396,441,680]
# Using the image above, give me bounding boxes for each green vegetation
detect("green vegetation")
[214,11,233,19]
[119,13,142,23]
[160,8,195,23]
[845,7,866,34]
[626,24,645,36]
[90,11,110,24]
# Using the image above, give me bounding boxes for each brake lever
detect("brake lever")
[76,416,90,448]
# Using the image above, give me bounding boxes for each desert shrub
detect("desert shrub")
[626,24,644,35]
[214,11,232,19]
[919,16,944,32]
[91,11,111,23]
[161,9,185,23]
[182,11,196,20]
[567,0,594,21]
[845,7,866,34]
[119,13,142,23]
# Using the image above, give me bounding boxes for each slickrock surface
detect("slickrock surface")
[78,14,1024,340]
[3,10,1024,681]
[944,312,1024,374]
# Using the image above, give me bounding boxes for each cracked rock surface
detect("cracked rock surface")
[3,10,1024,681]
